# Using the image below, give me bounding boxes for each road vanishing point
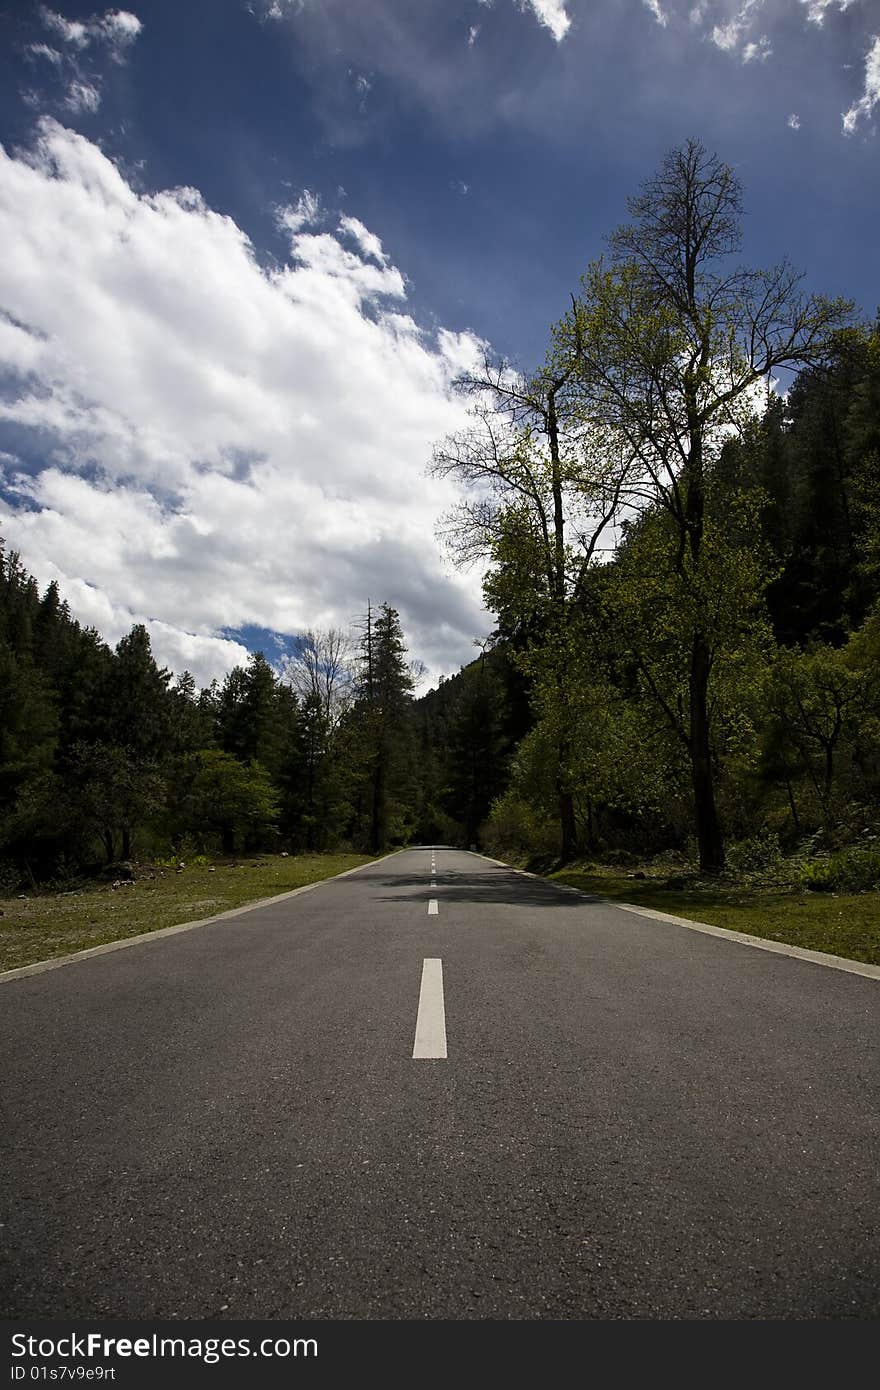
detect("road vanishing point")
[1,848,877,1319]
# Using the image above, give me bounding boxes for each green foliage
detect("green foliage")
[802,844,880,893]
[482,790,560,863]
[183,750,280,854]
[346,603,416,853]
[724,831,783,876]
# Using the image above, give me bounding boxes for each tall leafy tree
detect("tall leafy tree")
[431,356,625,859]
[554,139,854,872]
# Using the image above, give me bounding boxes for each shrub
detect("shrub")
[803,843,880,892]
[726,830,783,875]
[802,859,837,892]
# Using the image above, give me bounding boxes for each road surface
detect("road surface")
[2,848,878,1319]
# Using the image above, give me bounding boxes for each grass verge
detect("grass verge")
[0,853,374,974]
[548,865,880,967]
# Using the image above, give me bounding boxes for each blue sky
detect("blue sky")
[0,0,877,686]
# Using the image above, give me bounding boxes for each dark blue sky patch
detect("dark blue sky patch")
[220,622,300,660]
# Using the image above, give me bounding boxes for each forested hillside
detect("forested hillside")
[1,142,878,893]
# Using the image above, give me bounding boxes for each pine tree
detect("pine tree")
[352,603,415,852]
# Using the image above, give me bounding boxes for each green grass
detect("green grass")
[548,864,880,966]
[0,853,374,973]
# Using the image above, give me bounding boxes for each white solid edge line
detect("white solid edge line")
[463,850,880,981]
[613,902,880,980]
[413,957,447,1058]
[0,849,406,986]
[428,899,439,915]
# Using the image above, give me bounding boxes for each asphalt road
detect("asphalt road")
[1,848,878,1319]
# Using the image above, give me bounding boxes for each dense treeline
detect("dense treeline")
[0,577,433,883]
[0,566,519,884]
[2,140,878,889]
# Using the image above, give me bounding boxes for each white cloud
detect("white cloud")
[788,111,801,127]
[40,9,90,48]
[642,0,669,26]
[27,9,142,123]
[0,121,489,686]
[27,43,64,65]
[468,24,480,46]
[710,20,742,49]
[338,214,387,265]
[99,9,143,45]
[64,80,102,113]
[692,1,877,133]
[742,35,772,61]
[843,33,880,132]
[257,0,306,19]
[458,0,572,39]
[519,1,571,43]
[40,7,142,56]
[276,188,322,238]
[709,1,765,57]
[800,0,857,25]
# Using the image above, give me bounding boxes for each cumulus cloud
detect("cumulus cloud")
[0,121,488,686]
[276,188,322,238]
[338,215,388,265]
[788,111,801,127]
[843,33,880,132]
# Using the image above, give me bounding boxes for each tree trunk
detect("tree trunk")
[690,631,724,875]
[371,754,386,854]
[558,786,577,863]
[306,749,315,852]
[121,826,131,861]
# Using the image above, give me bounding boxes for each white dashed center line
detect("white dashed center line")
[428,899,438,915]
[412,958,447,1058]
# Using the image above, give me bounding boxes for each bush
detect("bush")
[726,830,783,875]
[482,793,559,862]
[803,843,880,892]
[802,858,837,892]
[0,860,21,895]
